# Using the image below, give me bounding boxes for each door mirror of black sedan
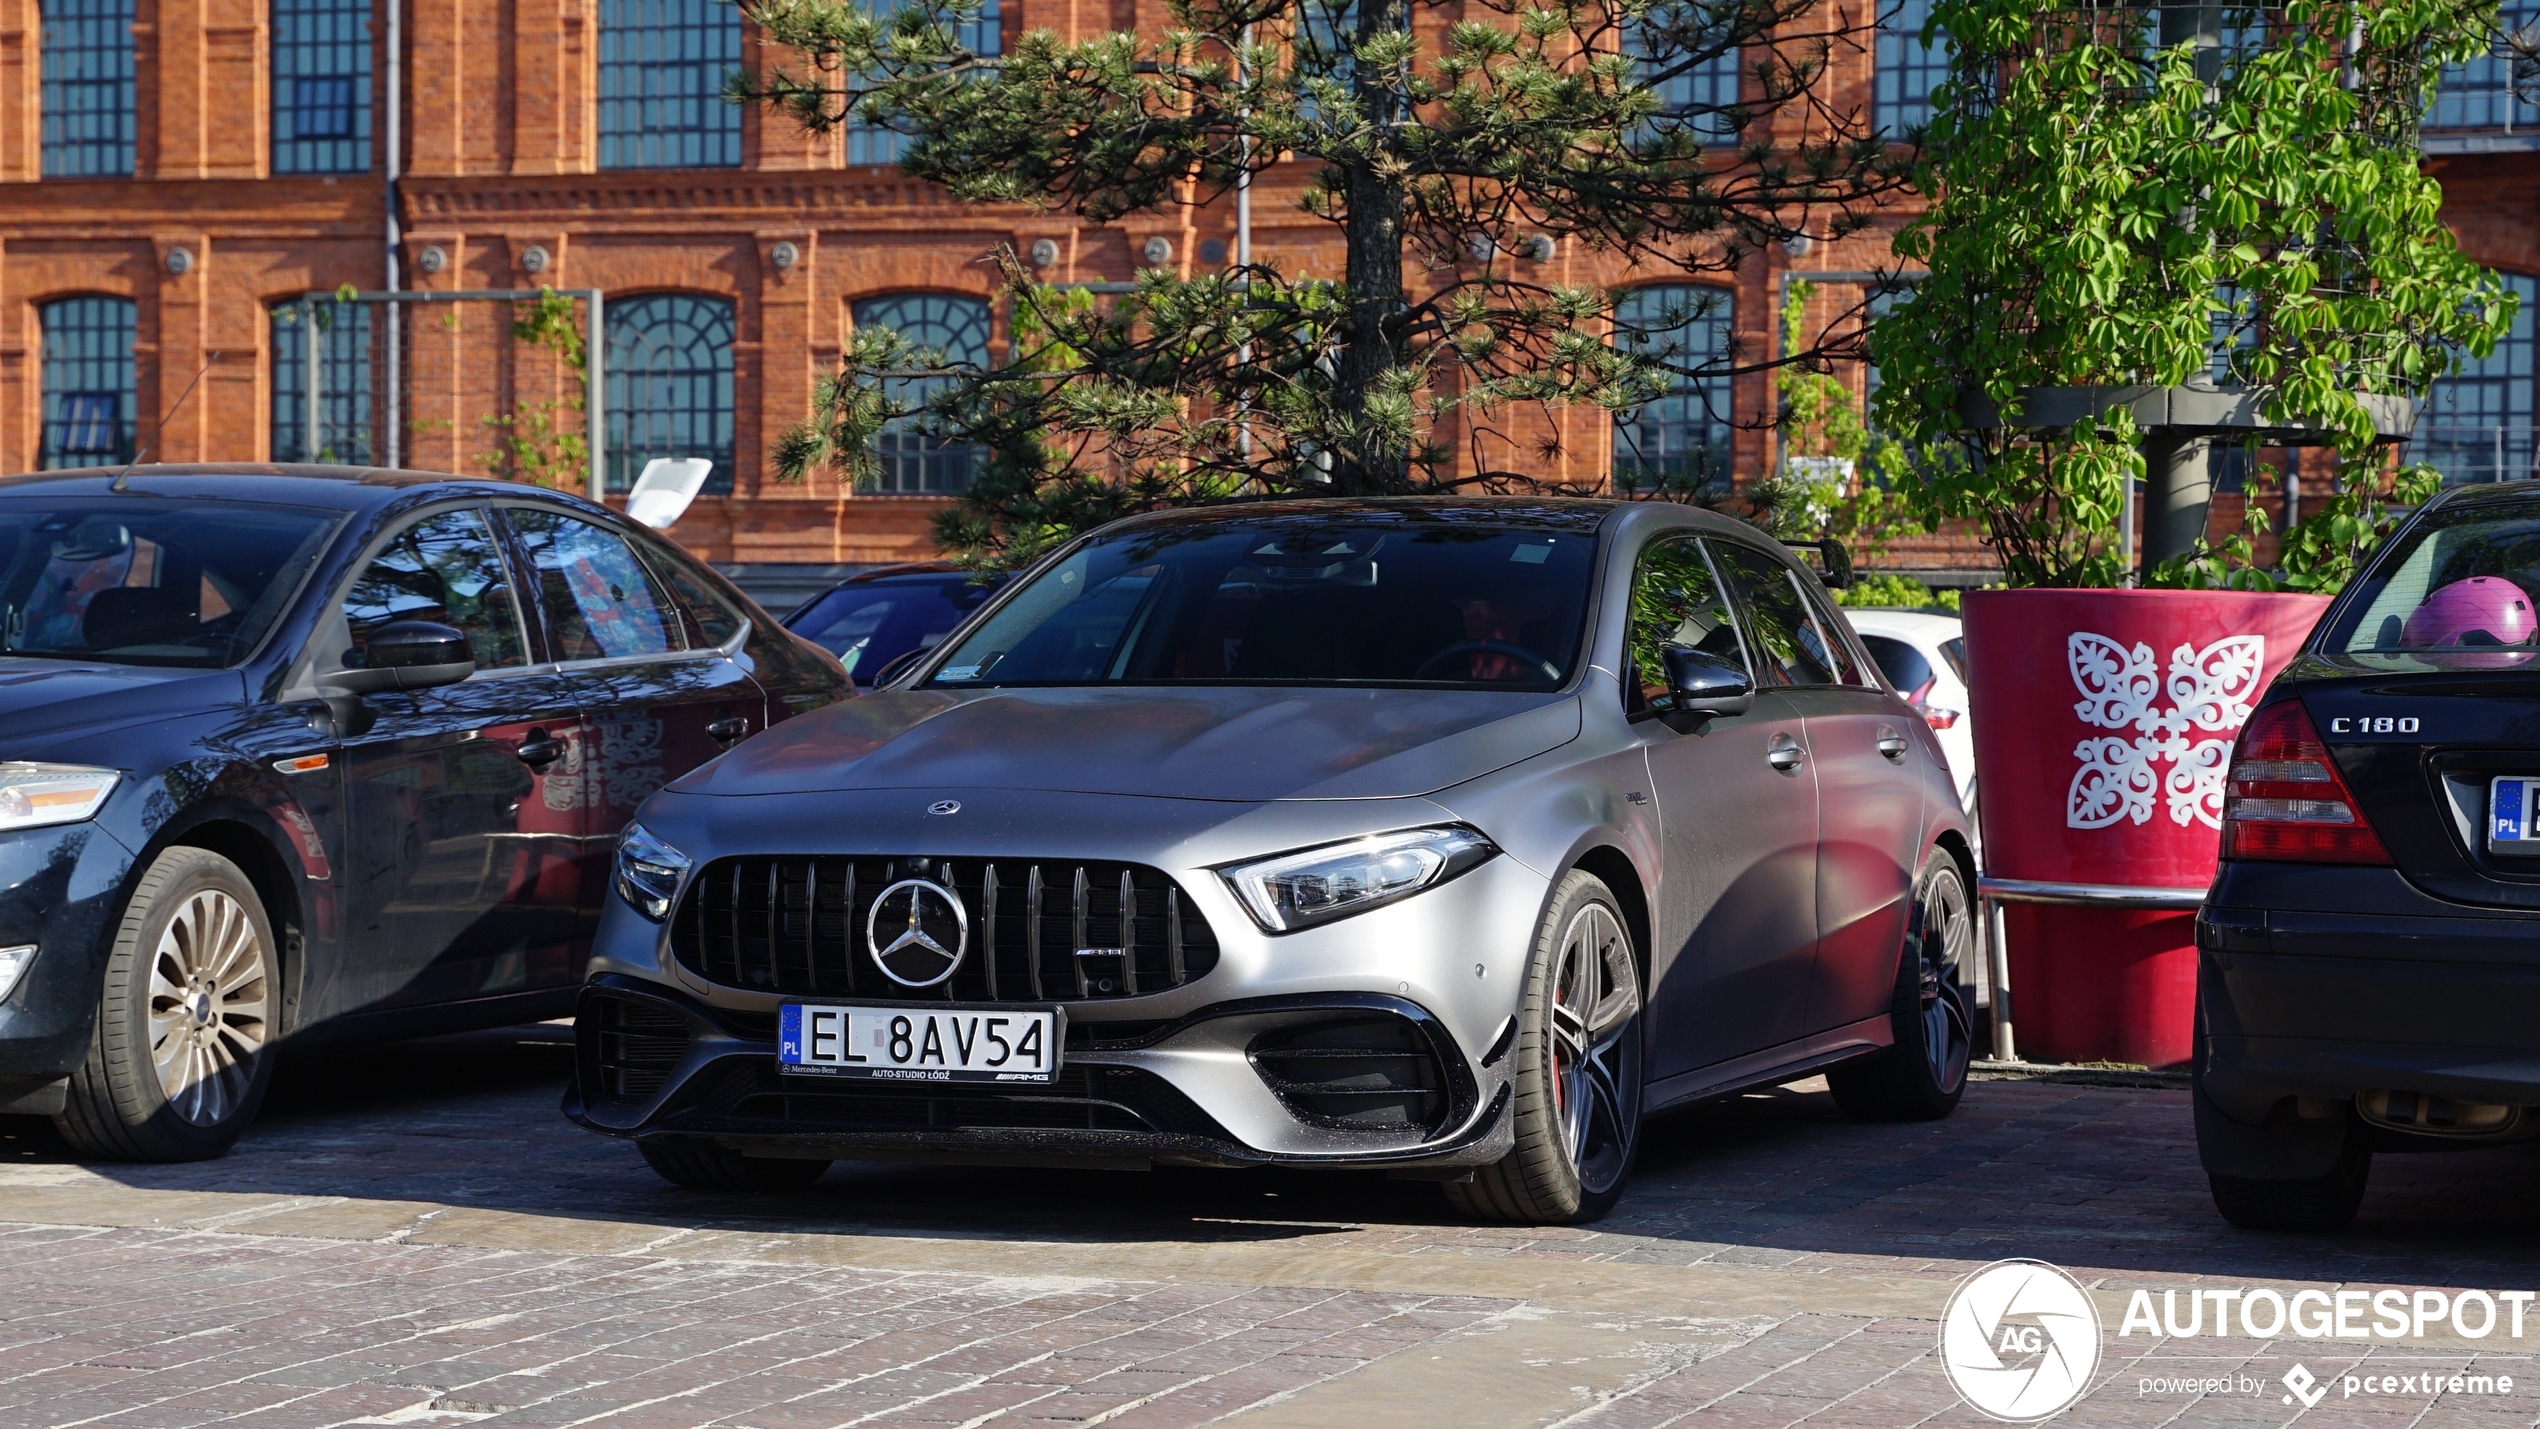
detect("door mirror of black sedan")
[1663,645,1754,717]
[322,620,477,697]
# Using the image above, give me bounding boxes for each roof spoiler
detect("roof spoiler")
[1783,538,1854,590]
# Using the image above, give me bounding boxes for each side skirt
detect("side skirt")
[1642,1014,1893,1114]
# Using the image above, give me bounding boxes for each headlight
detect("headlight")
[614,823,692,922]
[1218,825,1498,933]
[0,763,119,832]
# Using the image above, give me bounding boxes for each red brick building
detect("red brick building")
[0,0,2531,597]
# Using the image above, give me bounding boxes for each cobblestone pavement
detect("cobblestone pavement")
[5,1026,2540,1427]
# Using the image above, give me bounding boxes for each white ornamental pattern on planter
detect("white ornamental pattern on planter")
[2067,632,2268,830]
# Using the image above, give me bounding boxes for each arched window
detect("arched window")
[39,296,135,468]
[605,294,736,494]
[270,299,376,463]
[1611,285,1735,495]
[2410,272,2537,485]
[40,0,134,177]
[598,0,743,169]
[851,293,991,494]
[272,0,373,174]
[1626,4,1741,145]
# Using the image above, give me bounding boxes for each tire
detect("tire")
[639,1139,832,1193]
[1827,854,1974,1122]
[55,847,281,1162]
[2208,1138,2370,1232]
[1447,870,1643,1225]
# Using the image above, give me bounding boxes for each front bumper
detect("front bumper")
[2197,862,2540,1128]
[565,974,1514,1170]
[0,821,136,1095]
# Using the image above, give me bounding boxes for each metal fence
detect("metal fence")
[2406,424,2540,486]
[275,289,604,491]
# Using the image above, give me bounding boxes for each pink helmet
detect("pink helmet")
[2402,576,2536,662]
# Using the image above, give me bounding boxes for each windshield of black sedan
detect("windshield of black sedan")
[0,499,339,667]
[927,521,1595,689]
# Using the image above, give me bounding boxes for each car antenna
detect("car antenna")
[108,350,218,494]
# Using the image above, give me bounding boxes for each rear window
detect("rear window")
[2323,501,2540,670]
[1861,634,1934,695]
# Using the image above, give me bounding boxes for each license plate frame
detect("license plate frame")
[2486,777,2540,856]
[777,1003,1066,1084]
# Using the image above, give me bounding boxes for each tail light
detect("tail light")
[1917,703,1962,730]
[2221,700,2391,864]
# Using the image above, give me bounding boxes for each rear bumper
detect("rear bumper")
[563,974,1514,1171]
[2197,862,2540,1123]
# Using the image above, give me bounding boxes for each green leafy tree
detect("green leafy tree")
[742,0,1914,566]
[1870,0,2517,589]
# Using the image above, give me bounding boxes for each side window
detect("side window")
[1713,543,1838,686]
[635,534,748,647]
[509,509,683,661]
[340,508,527,670]
[1625,535,1747,713]
[1794,583,1869,686]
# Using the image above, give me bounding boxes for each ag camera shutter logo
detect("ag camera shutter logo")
[1940,1259,2103,1421]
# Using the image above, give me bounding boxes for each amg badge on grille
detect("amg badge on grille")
[866,878,970,987]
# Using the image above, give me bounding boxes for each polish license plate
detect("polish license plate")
[2487,778,2540,856]
[777,1004,1062,1083]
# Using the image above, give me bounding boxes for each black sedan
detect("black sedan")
[0,465,847,1160]
[781,563,1003,688]
[2201,482,2540,1230]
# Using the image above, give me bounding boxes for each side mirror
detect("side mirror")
[1663,645,1754,717]
[322,620,477,696]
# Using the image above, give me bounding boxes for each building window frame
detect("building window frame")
[270,299,378,463]
[605,292,738,494]
[272,0,375,174]
[598,0,744,170]
[1874,0,1948,139]
[1611,284,1737,496]
[39,0,136,178]
[2410,272,2538,486]
[39,295,137,469]
[849,291,992,495]
[844,0,1003,166]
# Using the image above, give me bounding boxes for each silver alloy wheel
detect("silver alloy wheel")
[1549,901,1641,1194]
[145,888,272,1127]
[1917,866,1974,1096]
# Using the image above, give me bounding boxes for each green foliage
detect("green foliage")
[477,288,591,490]
[740,0,1913,566]
[1871,0,2517,589]
[1835,572,1961,610]
[2145,458,2443,591]
[1765,278,1922,560]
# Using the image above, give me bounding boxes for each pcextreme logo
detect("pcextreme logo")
[1940,1259,2103,1422]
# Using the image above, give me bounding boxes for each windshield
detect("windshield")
[2322,499,2540,671]
[787,574,998,684]
[927,516,1597,690]
[0,498,340,668]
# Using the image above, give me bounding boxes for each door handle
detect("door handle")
[707,716,751,745]
[1767,735,1805,774]
[516,730,566,769]
[1877,725,1910,762]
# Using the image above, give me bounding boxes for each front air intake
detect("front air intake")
[1249,1015,1449,1134]
[581,995,690,1104]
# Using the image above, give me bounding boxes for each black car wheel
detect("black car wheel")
[1448,869,1643,1225]
[1828,855,1973,1121]
[639,1139,833,1193]
[56,847,280,1162]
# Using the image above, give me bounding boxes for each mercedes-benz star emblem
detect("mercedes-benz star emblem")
[866,877,970,987]
[927,799,961,816]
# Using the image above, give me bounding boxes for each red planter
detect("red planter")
[1961,589,2332,1068]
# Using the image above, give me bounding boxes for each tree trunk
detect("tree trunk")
[1334,0,1410,495]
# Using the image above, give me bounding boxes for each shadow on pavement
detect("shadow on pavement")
[9,1024,2540,1291]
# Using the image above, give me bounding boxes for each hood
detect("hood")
[0,659,245,756]
[671,685,1583,802]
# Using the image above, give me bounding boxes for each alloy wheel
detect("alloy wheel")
[1548,901,1641,1195]
[145,888,272,1127]
[1917,867,1974,1096]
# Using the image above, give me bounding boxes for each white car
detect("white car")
[1844,608,1976,829]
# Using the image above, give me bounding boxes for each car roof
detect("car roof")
[1842,608,1965,641]
[0,463,587,515]
[1105,495,1620,537]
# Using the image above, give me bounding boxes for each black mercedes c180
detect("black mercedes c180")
[0,465,846,1161]
[2201,482,2540,1230]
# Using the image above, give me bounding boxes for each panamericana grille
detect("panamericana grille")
[582,995,690,1104]
[671,855,1221,1001]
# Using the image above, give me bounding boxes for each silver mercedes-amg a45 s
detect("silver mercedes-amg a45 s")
[567,498,1976,1223]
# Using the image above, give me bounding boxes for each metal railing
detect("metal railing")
[2405,424,2540,487]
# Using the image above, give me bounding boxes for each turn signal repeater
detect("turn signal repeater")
[2221,700,2392,864]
